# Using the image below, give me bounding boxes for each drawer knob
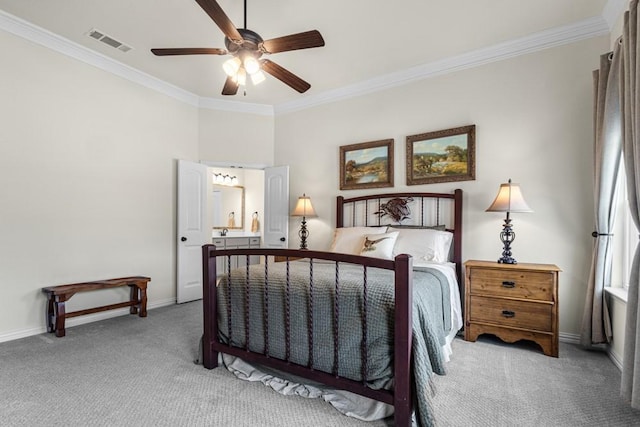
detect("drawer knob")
[502,310,516,318]
[501,281,515,288]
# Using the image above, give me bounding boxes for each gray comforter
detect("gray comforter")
[216,260,451,426]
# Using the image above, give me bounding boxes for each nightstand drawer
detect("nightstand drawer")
[469,295,553,332]
[469,268,553,301]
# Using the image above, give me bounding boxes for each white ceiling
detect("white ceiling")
[0,0,618,108]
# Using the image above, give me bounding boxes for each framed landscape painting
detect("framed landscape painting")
[406,125,476,185]
[340,139,394,190]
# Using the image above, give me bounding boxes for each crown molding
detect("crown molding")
[1,8,610,117]
[198,97,273,116]
[0,9,205,109]
[274,16,609,115]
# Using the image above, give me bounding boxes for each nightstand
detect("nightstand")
[464,260,561,357]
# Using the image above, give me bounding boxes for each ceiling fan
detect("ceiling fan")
[151,0,325,96]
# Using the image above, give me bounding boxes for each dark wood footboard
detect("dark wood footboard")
[201,247,414,426]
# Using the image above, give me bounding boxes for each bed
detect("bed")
[201,190,463,426]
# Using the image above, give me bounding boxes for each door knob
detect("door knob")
[280,237,286,242]
[181,237,187,242]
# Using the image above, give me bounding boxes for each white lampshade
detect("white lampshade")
[244,56,260,74]
[235,67,247,86]
[222,57,241,77]
[291,194,317,218]
[250,70,266,85]
[486,179,533,213]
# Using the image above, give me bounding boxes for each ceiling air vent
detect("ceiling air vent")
[87,28,132,53]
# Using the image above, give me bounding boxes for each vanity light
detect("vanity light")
[212,172,238,187]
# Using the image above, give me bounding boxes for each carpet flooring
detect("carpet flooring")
[0,302,638,426]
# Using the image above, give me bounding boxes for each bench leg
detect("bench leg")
[139,284,147,317]
[46,295,55,333]
[53,296,67,337]
[129,285,139,315]
[129,283,148,317]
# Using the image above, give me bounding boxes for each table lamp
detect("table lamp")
[291,193,317,249]
[486,179,533,264]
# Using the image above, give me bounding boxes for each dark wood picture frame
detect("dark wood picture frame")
[406,124,476,186]
[340,139,394,190]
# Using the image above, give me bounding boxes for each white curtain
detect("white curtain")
[580,50,622,347]
[620,0,640,410]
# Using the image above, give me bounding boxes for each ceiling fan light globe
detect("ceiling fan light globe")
[222,57,241,77]
[236,67,247,86]
[244,56,260,75]
[251,70,266,85]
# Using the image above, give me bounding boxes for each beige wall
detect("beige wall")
[198,108,274,165]
[0,29,270,341]
[608,293,627,367]
[0,20,616,343]
[275,36,609,337]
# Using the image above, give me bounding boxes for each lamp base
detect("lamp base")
[497,215,518,265]
[298,217,309,250]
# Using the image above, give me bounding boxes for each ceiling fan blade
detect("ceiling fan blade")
[196,0,243,42]
[260,59,311,93]
[261,30,325,54]
[222,76,239,95]
[151,48,227,56]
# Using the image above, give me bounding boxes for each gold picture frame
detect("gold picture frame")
[340,139,394,190]
[406,125,476,185]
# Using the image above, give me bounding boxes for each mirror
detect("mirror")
[212,185,244,230]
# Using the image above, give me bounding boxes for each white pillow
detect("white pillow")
[330,226,388,255]
[359,231,399,260]
[390,228,453,263]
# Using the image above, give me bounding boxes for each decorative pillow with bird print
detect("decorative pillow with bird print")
[330,226,388,254]
[359,231,399,259]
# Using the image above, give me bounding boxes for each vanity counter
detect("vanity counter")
[211,235,261,275]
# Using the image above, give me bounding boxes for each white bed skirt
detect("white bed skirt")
[221,325,460,422]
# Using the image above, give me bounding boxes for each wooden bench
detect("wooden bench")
[42,276,150,337]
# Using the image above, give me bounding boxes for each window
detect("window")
[622,194,638,291]
[618,167,637,291]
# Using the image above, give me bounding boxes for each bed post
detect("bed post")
[336,196,345,228]
[202,244,219,369]
[453,189,463,284]
[394,254,413,426]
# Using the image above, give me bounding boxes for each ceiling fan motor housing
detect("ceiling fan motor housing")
[225,28,264,59]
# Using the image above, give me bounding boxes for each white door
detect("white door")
[177,160,211,303]
[264,166,290,249]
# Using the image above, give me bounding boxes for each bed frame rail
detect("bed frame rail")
[202,247,414,426]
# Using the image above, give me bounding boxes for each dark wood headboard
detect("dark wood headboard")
[336,190,463,281]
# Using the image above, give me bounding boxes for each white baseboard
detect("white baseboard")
[559,332,624,370]
[0,298,176,344]
[608,347,624,371]
[559,332,580,344]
